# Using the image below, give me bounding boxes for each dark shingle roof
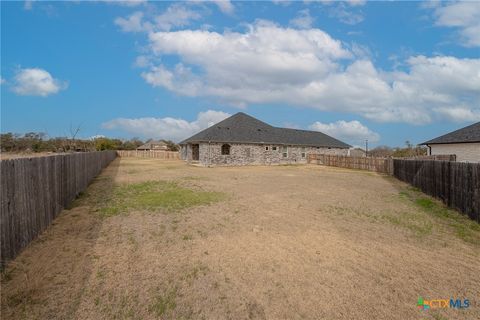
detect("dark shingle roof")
[180,112,351,148]
[421,122,480,145]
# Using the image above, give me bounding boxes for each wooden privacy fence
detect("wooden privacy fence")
[402,155,457,161]
[0,151,117,267]
[393,159,480,223]
[117,150,180,160]
[308,154,393,174]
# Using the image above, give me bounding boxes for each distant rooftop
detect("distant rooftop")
[137,140,168,150]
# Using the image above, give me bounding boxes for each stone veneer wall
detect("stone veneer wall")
[186,142,348,166]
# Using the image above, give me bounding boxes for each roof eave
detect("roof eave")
[421,140,480,145]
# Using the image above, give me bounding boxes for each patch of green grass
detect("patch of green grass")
[415,198,434,210]
[148,288,177,318]
[97,181,225,217]
[96,269,106,279]
[182,234,193,241]
[399,188,480,245]
[382,213,433,237]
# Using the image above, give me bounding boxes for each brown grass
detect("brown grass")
[1,158,479,320]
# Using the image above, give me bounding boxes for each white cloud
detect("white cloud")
[102,110,231,141]
[434,106,480,123]
[309,120,380,144]
[133,55,151,68]
[114,11,150,32]
[290,9,314,29]
[115,4,201,33]
[0,77,5,85]
[154,4,201,31]
[211,0,234,14]
[136,21,480,124]
[328,3,364,25]
[430,1,480,47]
[11,68,67,97]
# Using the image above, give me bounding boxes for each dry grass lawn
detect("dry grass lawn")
[1,158,479,320]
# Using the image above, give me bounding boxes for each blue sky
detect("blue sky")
[1,0,479,147]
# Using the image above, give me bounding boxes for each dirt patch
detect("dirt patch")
[1,159,479,320]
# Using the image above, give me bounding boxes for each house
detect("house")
[348,148,366,157]
[421,122,480,162]
[179,112,351,166]
[137,140,168,151]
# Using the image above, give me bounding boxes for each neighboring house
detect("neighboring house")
[348,148,366,157]
[137,140,168,151]
[421,122,480,162]
[179,112,351,166]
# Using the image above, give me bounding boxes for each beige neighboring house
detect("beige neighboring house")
[348,148,366,157]
[421,122,480,162]
[137,140,168,151]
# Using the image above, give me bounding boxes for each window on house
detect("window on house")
[282,146,288,158]
[301,147,306,158]
[246,148,251,157]
[272,146,277,151]
[221,144,231,155]
[265,146,269,151]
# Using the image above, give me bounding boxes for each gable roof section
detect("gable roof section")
[180,112,351,148]
[421,122,480,145]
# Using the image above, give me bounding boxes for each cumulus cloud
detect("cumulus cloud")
[11,68,67,97]
[135,21,480,124]
[430,1,480,47]
[102,110,231,141]
[290,9,314,29]
[309,120,380,144]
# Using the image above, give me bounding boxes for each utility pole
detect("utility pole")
[365,139,368,157]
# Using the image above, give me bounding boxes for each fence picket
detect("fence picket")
[0,151,116,267]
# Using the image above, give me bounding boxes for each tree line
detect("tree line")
[0,132,179,153]
[368,141,427,158]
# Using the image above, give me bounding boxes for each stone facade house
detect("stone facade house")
[179,112,351,166]
[421,122,480,163]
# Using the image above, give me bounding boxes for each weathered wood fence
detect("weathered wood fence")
[308,153,479,222]
[393,159,480,223]
[117,150,180,159]
[308,154,393,174]
[0,151,117,267]
[402,155,457,161]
